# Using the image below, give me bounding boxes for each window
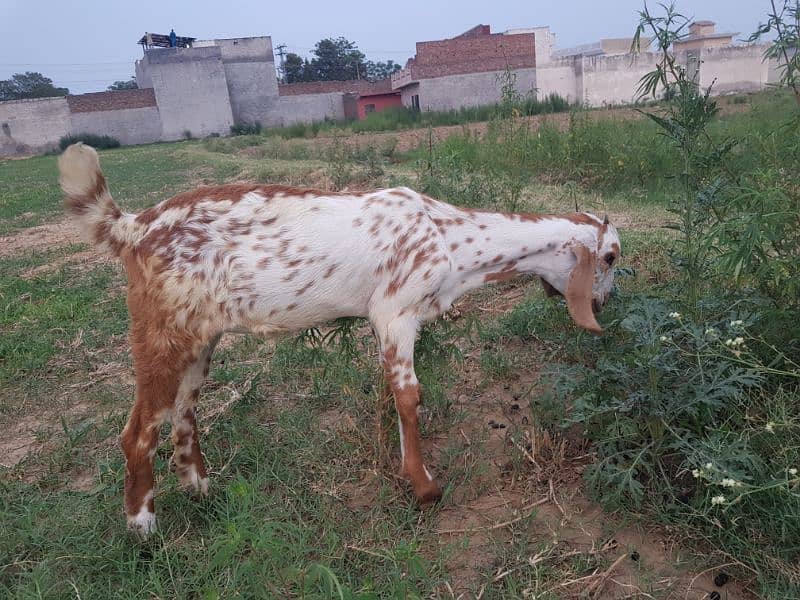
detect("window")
[365,103,376,114]
[411,94,420,111]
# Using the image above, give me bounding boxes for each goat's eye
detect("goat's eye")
[604,253,616,266]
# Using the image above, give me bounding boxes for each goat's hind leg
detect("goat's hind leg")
[121,348,185,535]
[170,336,219,495]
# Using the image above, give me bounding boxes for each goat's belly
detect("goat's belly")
[230,283,372,337]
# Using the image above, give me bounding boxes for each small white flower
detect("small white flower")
[711,495,726,506]
[725,339,734,346]
[733,337,745,346]
[720,478,738,488]
[705,462,713,470]
[766,422,775,433]
[705,328,718,337]
[692,469,702,478]
[669,312,681,319]
[790,468,798,476]
[730,320,743,327]
[660,335,669,342]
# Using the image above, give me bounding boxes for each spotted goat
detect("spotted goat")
[58,142,621,535]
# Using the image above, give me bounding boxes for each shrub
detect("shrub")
[58,133,120,151]
[230,122,262,136]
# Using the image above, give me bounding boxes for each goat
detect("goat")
[58,143,621,535]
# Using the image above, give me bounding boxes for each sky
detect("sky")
[0,0,772,95]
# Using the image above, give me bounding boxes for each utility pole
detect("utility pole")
[276,43,287,81]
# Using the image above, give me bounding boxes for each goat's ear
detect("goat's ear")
[540,277,563,298]
[565,245,602,335]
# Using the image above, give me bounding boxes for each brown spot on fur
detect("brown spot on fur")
[323,264,338,278]
[484,261,519,283]
[450,243,459,251]
[295,281,314,296]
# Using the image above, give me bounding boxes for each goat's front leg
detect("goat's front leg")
[377,317,442,506]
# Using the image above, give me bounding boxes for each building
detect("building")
[673,21,737,52]
[391,25,539,112]
[356,79,403,120]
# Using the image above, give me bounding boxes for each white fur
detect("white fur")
[127,490,156,536]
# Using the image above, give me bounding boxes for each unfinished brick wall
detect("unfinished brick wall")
[405,30,536,79]
[66,89,157,113]
[278,79,392,96]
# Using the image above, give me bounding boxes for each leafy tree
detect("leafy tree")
[308,37,366,81]
[0,72,68,101]
[365,60,402,81]
[107,78,138,91]
[283,52,311,83]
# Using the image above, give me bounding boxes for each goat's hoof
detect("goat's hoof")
[177,466,210,497]
[415,481,443,508]
[127,510,157,538]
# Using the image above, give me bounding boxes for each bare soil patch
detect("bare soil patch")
[0,219,82,258]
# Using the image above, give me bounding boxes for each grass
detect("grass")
[0,87,797,598]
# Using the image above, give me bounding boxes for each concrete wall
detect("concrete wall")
[215,37,280,126]
[414,67,537,112]
[0,96,70,155]
[535,59,580,102]
[268,93,345,126]
[580,52,660,106]
[140,47,234,139]
[399,83,420,108]
[70,107,162,146]
[699,45,771,93]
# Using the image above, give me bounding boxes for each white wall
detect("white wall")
[0,96,70,155]
[416,67,538,112]
[535,59,579,102]
[580,52,660,106]
[266,93,345,126]
[140,47,234,139]
[699,45,771,93]
[69,107,162,146]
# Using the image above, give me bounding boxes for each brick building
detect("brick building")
[391,25,540,112]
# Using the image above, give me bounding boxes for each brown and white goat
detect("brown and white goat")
[58,143,621,535]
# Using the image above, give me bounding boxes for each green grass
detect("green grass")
[0,249,127,388]
[0,142,247,235]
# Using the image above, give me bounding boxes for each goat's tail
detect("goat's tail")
[58,143,135,257]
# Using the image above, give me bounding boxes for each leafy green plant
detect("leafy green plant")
[633,2,736,310]
[750,0,800,103]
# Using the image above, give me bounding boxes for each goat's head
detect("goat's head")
[540,215,621,335]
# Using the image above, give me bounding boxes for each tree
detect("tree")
[0,72,68,101]
[366,60,402,81]
[108,78,138,91]
[283,53,311,83]
[308,37,366,81]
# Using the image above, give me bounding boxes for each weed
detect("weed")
[59,133,120,151]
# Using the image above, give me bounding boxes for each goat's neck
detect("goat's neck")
[431,201,588,304]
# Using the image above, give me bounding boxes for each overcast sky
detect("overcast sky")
[1,0,772,94]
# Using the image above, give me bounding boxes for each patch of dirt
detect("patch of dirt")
[21,248,111,278]
[0,219,82,258]
[0,415,48,469]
